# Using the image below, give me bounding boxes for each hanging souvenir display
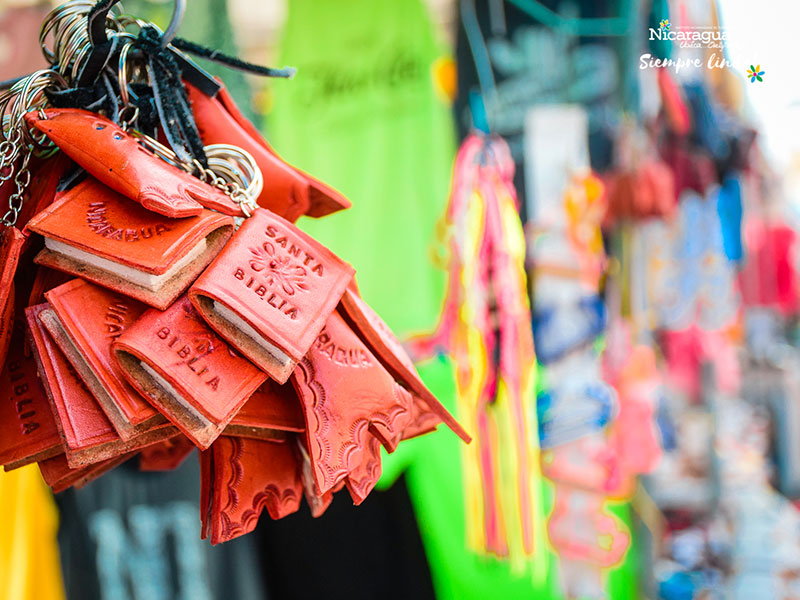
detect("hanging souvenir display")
[416,133,542,568]
[0,0,469,544]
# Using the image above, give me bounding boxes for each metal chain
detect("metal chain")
[1,148,33,226]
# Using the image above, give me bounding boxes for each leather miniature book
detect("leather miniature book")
[25,108,242,218]
[113,296,267,450]
[190,208,354,383]
[339,287,471,443]
[39,451,133,494]
[0,324,63,470]
[291,310,413,496]
[41,279,167,440]
[225,378,305,441]
[27,177,234,310]
[26,303,177,467]
[186,82,351,223]
[200,435,303,544]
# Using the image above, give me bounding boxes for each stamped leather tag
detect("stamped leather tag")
[28,177,234,310]
[187,82,351,222]
[190,208,354,383]
[42,279,165,439]
[291,311,412,496]
[25,108,242,218]
[200,436,302,544]
[113,296,267,450]
[26,303,177,468]
[0,324,62,470]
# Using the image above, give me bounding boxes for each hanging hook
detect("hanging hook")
[161,0,186,48]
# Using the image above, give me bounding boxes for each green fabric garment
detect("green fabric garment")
[267,0,451,340]
[267,1,638,598]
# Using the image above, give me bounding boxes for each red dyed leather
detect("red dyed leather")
[112,296,267,449]
[339,287,471,443]
[26,303,177,467]
[27,177,234,310]
[200,436,302,544]
[190,208,354,383]
[42,279,164,439]
[402,394,442,441]
[17,153,72,243]
[226,378,305,440]
[345,433,382,505]
[39,451,133,494]
[0,280,13,373]
[25,109,242,218]
[297,439,341,518]
[26,267,72,308]
[139,436,195,471]
[0,226,24,369]
[186,82,351,222]
[291,311,413,496]
[0,324,62,470]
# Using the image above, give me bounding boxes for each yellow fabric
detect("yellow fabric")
[0,465,65,600]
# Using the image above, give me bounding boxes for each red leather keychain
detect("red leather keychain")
[112,295,267,449]
[225,377,305,441]
[0,227,24,370]
[0,323,63,470]
[186,82,351,223]
[26,303,177,468]
[291,310,413,497]
[339,286,471,443]
[27,177,234,310]
[25,108,243,218]
[41,279,166,439]
[39,451,134,494]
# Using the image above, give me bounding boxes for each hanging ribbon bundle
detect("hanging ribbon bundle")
[419,134,542,569]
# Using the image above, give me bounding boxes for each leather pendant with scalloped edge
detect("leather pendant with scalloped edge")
[200,435,302,544]
[291,310,413,496]
[339,286,471,443]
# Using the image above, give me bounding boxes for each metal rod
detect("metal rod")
[162,0,186,47]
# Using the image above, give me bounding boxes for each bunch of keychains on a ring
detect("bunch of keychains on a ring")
[0,0,470,544]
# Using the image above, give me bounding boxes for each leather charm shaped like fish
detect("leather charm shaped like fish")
[25,108,242,218]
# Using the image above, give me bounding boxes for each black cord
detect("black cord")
[171,38,296,79]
